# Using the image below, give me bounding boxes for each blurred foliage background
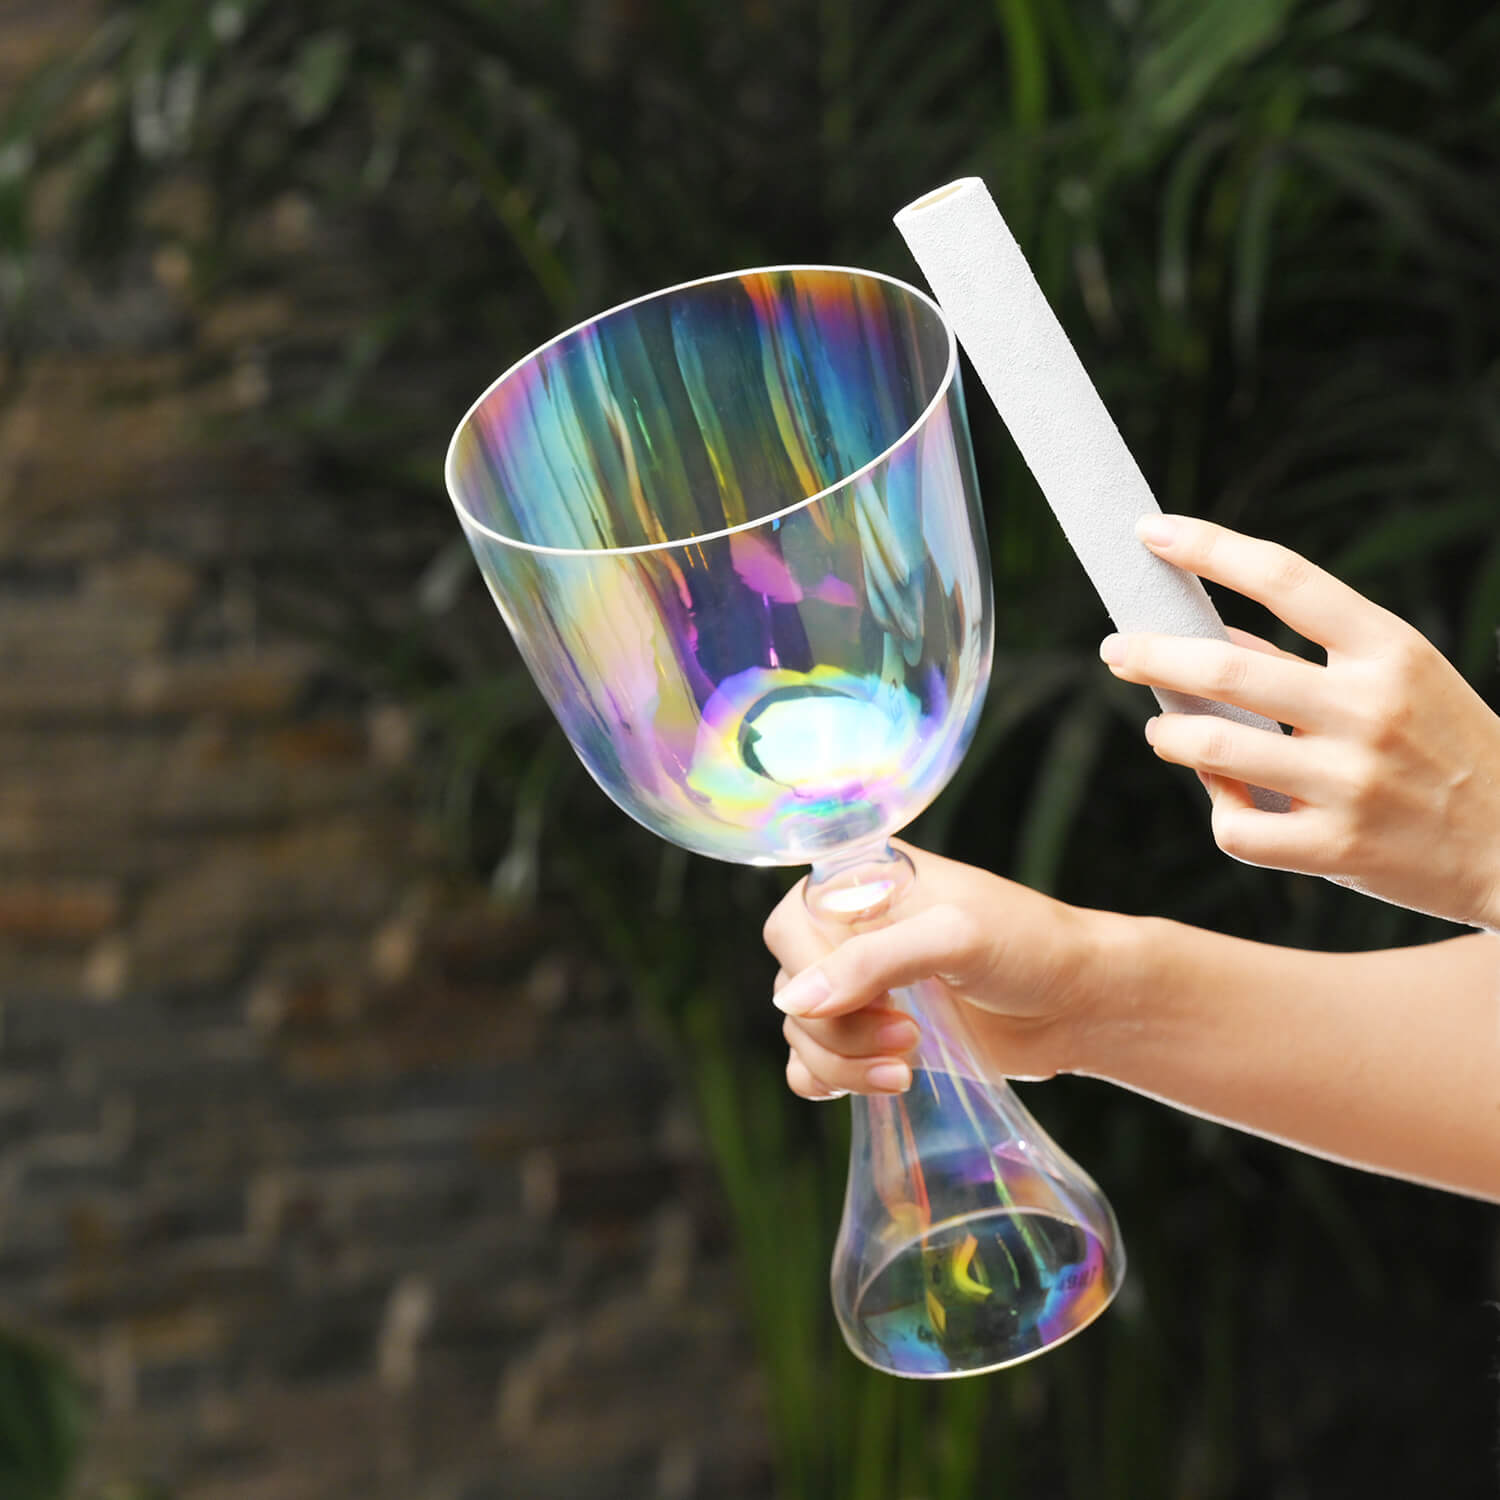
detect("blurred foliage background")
[4,0,1499,1495]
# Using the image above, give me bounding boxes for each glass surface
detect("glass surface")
[447,267,990,866]
[827,969,1124,1377]
[446,266,1124,1379]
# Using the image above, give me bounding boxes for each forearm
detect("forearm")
[1073,919,1500,1200]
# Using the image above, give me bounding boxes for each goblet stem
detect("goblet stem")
[805,839,915,927]
[806,843,1125,1377]
[805,842,1031,1224]
[804,842,992,1085]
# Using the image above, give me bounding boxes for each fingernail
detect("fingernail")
[1099,633,1125,666]
[873,1018,919,1052]
[1136,514,1180,548]
[1143,714,1160,745]
[865,1061,912,1093]
[774,969,831,1016]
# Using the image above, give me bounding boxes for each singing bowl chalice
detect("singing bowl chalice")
[445,265,1123,1376]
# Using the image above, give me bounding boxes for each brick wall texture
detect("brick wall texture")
[0,12,770,1499]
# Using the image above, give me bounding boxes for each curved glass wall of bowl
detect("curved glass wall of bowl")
[446,266,1124,1377]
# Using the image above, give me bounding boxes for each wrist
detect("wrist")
[1058,910,1173,1078]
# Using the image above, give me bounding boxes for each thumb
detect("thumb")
[772,903,988,1020]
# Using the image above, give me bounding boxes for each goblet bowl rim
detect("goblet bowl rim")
[443,262,958,559]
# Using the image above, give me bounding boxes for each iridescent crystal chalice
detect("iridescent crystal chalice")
[445,266,1124,1377]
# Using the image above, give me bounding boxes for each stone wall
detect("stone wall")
[0,12,768,1499]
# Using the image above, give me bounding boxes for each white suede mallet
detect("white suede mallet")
[895,177,1288,813]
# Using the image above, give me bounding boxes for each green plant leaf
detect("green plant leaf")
[1325,497,1494,582]
[1131,0,1296,139]
[1293,122,1449,262]
[995,0,1049,128]
[1159,120,1235,312]
[1231,143,1285,362]
[1014,688,1109,895]
[0,1330,85,1500]
[289,30,352,126]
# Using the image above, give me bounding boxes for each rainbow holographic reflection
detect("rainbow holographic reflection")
[830,977,1122,1378]
[446,267,989,866]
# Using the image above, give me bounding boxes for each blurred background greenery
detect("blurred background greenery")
[3,0,1499,1495]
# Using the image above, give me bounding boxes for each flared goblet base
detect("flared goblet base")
[806,845,1126,1379]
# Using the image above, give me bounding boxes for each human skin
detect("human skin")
[764,517,1500,1201]
[765,846,1500,1202]
[1106,514,1500,931]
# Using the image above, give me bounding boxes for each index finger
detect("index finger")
[773,904,987,1020]
[1138,515,1396,655]
[763,877,835,977]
